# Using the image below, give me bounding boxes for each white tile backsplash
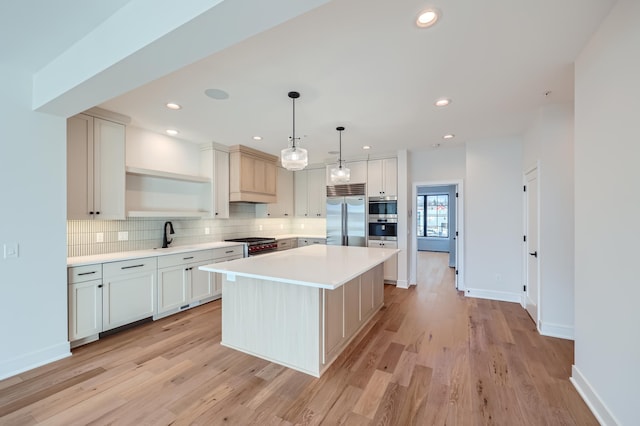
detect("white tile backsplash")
[67,210,326,257]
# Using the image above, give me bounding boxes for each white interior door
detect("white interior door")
[525,168,539,325]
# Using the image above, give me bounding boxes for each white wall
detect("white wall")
[523,104,575,339]
[410,145,466,182]
[0,65,70,379]
[465,137,523,302]
[573,1,640,424]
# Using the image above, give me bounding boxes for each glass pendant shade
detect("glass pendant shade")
[281,91,308,171]
[330,163,351,183]
[281,145,308,171]
[330,125,350,183]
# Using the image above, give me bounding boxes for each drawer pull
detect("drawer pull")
[77,271,97,276]
[183,256,194,260]
[225,250,234,254]
[121,264,144,270]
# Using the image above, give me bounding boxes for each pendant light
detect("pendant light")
[281,91,308,171]
[329,126,350,183]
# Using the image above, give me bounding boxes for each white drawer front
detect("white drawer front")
[157,250,214,269]
[213,245,245,259]
[68,264,102,284]
[103,257,157,278]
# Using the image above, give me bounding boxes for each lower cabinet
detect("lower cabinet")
[157,251,215,319]
[368,240,398,282]
[102,258,157,331]
[68,264,103,344]
[68,245,245,347]
[298,237,326,246]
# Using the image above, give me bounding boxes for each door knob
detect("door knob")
[529,251,538,258]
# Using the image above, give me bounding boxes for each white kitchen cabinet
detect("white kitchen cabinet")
[102,258,157,331]
[257,167,294,218]
[200,146,230,218]
[211,247,245,297]
[68,263,103,345]
[277,238,298,251]
[67,114,126,220]
[157,250,217,318]
[368,240,398,282]
[298,237,326,246]
[367,158,397,198]
[295,168,326,218]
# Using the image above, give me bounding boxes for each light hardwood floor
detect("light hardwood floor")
[0,252,596,425]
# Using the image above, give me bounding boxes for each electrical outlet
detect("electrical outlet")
[280,224,284,229]
[205,227,210,235]
[301,223,305,229]
[118,231,128,241]
[96,232,104,243]
[259,225,263,231]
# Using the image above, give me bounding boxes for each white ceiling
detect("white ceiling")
[3,0,616,164]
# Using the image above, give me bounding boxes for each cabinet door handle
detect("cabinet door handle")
[225,250,234,254]
[78,271,97,276]
[98,284,103,288]
[529,251,538,258]
[121,264,144,270]
[215,212,219,216]
[89,211,94,215]
[183,256,194,260]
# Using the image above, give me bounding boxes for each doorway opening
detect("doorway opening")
[411,180,464,291]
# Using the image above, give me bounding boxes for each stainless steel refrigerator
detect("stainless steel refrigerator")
[326,185,366,247]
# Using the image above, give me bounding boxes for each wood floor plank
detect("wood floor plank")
[0,252,598,425]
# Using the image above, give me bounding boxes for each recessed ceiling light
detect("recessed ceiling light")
[435,98,451,107]
[166,129,179,136]
[204,88,229,100]
[362,145,371,150]
[417,9,439,28]
[166,102,181,110]
[443,133,455,140]
[253,136,262,141]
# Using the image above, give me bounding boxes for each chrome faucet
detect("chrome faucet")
[162,221,175,248]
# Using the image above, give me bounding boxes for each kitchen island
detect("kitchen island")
[199,244,399,377]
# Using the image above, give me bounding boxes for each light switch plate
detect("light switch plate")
[3,243,19,259]
[118,231,128,241]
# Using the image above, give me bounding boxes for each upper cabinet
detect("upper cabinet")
[67,113,126,220]
[229,145,278,203]
[257,167,294,218]
[295,167,326,218]
[367,158,397,198]
[201,145,230,218]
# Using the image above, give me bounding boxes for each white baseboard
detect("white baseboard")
[464,287,521,303]
[0,341,71,381]
[539,322,574,340]
[395,279,409,289]
[570,365,619,426]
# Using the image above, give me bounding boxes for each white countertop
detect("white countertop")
[199,244,399,290]
[67,241,245,267]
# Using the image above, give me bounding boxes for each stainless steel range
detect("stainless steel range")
[224,237,277,256]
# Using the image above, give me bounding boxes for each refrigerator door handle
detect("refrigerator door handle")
[342,202,347,246]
